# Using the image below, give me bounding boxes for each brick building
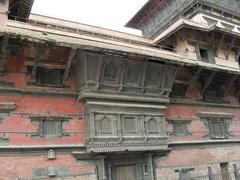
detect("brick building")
[0,0,240,179]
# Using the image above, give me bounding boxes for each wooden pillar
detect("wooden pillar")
[208,167,215,180]
[96,155,107,180]
[146,153,154,180]
[234,164,240,180]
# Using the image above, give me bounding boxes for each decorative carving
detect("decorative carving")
[48,150,56,160]
[77,52,178,103]
[85,101,167,152]
[31,117,70,138]
[95,114,117,136]
[102,61,119,83]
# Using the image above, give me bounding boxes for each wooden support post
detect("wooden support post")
[208,167,215,180]
[63,48,77,81]
[234,164,240,180]
[237,51,240,63]
[186,68,201,93]
[225,74,238,95]
[0,35,9,74]
[202,71,216,95]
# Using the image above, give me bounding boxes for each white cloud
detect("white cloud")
[31,0,148,35]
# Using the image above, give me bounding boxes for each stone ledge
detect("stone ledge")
[0,102,16,112]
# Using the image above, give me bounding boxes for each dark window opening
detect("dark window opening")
[238,55,240,66]
[36,67,63,87]
[170,83,188,98]
[103,62,118,82]
[199,48,209,63]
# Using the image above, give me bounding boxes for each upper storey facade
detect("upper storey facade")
[126,0,240,38]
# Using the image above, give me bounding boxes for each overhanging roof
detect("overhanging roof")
[1,20,240,74]
[153,18,240,44]
[126,0,165,29]
[9,0,34,20]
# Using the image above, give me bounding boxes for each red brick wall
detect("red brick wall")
[0,153,95,178]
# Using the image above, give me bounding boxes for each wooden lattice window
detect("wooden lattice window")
[36,67,63,87]
[103,62,118,83]
[123,116,138,135]
[31,117,69,138]
[172,121,190,136]
[207,117,228,139]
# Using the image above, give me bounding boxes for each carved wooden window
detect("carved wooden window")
[122,116,138,135]
[146,65,161,87]
[103,61,118,83]
[207,117,228,139]
[31,118,68,138]
[125,63,140,85]
[99,117,112,135]
[36,67,63,87]
[95,114,116,136]
[43,120,60,137]
[172,121,189,136]
[148,118,159,134]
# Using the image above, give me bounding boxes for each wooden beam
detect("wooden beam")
[63,48,77,81]
[237,51,240,62]
[202,71,216,95]
[186,68,202,93]
[225,74,238,95]
[0,36,9,74]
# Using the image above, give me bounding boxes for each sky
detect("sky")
[31,0,148,35]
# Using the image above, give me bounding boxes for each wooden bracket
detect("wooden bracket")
[202,71,216,95]
[225,74,238,95]
[186,68,201,93]
[63,48,77,81]
[0,36,9,74]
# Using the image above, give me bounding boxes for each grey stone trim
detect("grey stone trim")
[0,144,85,154]
[0,87,78,98]
[79,91,170,103]
[169,140,240,147]
[170,99,240,109]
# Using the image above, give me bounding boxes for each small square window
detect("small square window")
[172,122,189,136]
[43,120,60,137]
[199,48,209,63]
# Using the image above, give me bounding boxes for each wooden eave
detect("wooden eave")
[1,20,240,74]
[125,0,165,29]
[154,18,240,44]
[9,0,34,20]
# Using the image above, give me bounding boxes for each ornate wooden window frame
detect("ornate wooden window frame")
[198,112,234,140]
[31,117,70,138]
